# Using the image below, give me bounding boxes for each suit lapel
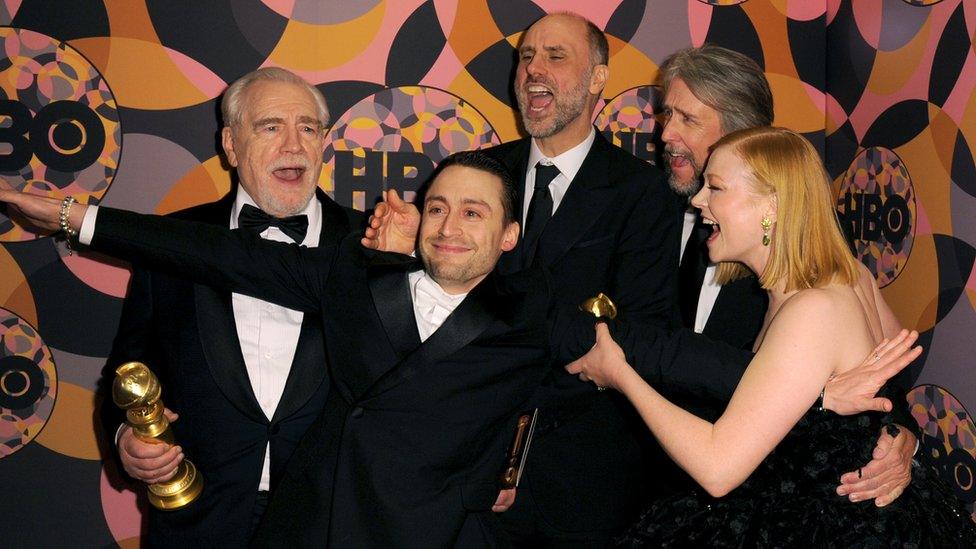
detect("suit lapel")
[534,133,616,268]
[271,190,347,422]
[361,272,503,401]
[353,252,423,399]
[195,285,268,422]
[189,193,267,422]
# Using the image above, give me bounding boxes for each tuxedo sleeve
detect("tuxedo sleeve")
[551,307,750,403]
[606,170,681,329]
[89,207,333,314]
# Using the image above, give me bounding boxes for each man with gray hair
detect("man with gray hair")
[98,66,361,546]
[661,44,917,506]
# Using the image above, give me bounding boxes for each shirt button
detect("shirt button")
[351,407,364,418]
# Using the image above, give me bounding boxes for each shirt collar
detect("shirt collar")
[528,126,596,183]
[409,270,468,308]
[230,186,323,246]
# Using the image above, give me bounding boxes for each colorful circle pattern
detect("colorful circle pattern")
[0,27,120,242]
[909,385,976,504]
[835,147,916,287]
[594,85,663,167]
[0,307,57,457]
[322,86,500,210]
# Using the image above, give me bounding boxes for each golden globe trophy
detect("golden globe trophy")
[580,293,617,392]
[112,361,203,510]
[579,292,617,321]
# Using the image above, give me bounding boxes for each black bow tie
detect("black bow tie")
[238,203,309,242]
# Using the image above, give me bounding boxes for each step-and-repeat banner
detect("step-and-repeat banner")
[0,1,973,545]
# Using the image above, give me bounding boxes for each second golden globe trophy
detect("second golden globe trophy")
[579,292,617,321]
[580,293,617,391]
[112,361,203,510]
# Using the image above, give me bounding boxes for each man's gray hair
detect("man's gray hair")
[660,44,773,133]
[221,67,329,128]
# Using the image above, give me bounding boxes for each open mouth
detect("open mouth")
[526,84,553,113]
[272,166,306,182]
[666,148,692,170]
[702,217,720,242]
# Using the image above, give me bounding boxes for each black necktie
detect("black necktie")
[678,214,711,329]
[238,203,309,243]
[522,162,559,264]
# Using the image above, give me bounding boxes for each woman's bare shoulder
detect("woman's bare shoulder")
[766,286,858,342]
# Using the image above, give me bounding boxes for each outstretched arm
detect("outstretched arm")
[568,292,855,497]
[555,306,917,413]
[0,181,81,232]
[0,184,330,313]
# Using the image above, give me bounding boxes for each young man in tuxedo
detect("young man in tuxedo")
[659,45,916,505]
[98,67,361,547]
[6,150,559,546]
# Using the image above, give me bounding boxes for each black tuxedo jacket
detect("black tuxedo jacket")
[97,189,361,548]
[90,208,553,547]
[701,275,767,351]
[484,132,681,535]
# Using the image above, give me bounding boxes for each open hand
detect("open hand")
[823,330,921,415]
[836,424,915,506]
[0,178,85,233]
[361,189,420,255]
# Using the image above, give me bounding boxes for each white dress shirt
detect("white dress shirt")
[522,128,596,224]
[680,208,721,333]
[83,190,323,492]
[408,270,468,341]
[231,188,322,491]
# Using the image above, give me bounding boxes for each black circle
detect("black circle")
[30,100,104,173]
[51,120,83,151]
[0,355,46,411]
[947,448,976,502]
[2,369,27,394]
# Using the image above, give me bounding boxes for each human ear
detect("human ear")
[589,64,609,95]
[501,222,520,251]
[221,127,239,167]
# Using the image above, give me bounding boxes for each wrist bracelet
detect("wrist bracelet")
[816,375,835,412]
[59,196,78,255]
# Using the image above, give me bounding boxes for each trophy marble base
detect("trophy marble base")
[148,459,204,510]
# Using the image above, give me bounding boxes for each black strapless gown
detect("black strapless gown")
[618,409,976,547]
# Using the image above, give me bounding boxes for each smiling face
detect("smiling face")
[418,165,520,294]
[661,77,725,197]
[691,146,775,275]
[514,14,607,152]
[221,79,325,217]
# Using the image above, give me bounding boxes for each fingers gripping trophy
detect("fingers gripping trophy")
[112,362,203,509]
[580,293,617,391]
